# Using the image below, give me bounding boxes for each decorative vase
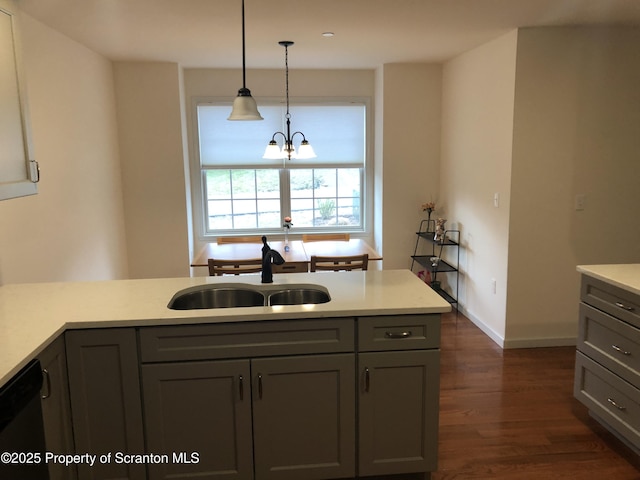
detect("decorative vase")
[434,218,447,243]
[284,228,290,252]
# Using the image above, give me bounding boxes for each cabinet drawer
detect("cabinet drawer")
[139,318,354,362]
[578,303,640,386]
[357,315,440,352]
[581,276,640,328]
[574,352,640,450]
[272,261,308,273]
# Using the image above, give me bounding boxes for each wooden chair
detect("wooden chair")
[310,254,368,272]
[208,258,263,276]
[217,236,262,244]
[302,233,350,242]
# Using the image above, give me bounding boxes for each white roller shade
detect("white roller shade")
[197,102,366,169]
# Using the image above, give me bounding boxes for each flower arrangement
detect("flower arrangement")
[421,201,436,213]
[283,216,293,229]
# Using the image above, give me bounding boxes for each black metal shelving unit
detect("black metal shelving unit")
[410,219,460,309]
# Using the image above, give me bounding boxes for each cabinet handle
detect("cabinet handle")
[607,398,626,411]
[611,344,632,356]
[258,374,263,400]
[385,331,412,339]
[364,367,370,393]
[239,375,244,401]
[41,368,51,399]
[614,302,635,312]
[30,160,40,183]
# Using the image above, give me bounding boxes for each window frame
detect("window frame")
[189,96,373,241]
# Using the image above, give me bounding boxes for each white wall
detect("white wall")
[440,31,518,344]
[0,13,128,284]
[379,64,442,270]
[441,26,640,347]
[113,62,191,279]
[506,27,640,345]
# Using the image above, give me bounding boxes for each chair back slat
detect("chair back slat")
[208,258,263,276]
[217,236,263,244]
[310,254,368,272]
[302,233,350,242]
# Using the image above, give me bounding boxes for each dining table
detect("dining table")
[191,238,382,272]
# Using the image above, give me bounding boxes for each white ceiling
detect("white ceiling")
[18,0,640,69]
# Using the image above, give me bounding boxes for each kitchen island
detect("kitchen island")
[0,269,450,480]
[574,264,640,454]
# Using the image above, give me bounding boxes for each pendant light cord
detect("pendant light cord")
[241,0,247,88]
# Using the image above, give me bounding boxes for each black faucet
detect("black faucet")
[261,236,285,283]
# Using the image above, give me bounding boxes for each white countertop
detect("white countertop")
[0,269,450,386]
[576,264,640,296]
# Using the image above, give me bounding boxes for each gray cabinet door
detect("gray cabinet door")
[251,354,356,480]
[39,335,76,480]
[358,350,440,476]
[141,359,253,480]
[65,328,145,480]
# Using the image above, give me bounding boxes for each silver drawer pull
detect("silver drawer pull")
[614,302,635,312]
[385,331,412,339]
[607,398,626,411]
[41,368,51,400]
[611,344,631,356]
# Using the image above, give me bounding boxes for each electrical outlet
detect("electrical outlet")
[493,192,500,208]
[575,194,585,211]
[491,278,497,294]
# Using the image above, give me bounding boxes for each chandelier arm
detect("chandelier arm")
[270,131,286,142]
[290,131,308,141]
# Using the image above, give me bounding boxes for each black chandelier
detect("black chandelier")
[263,41,316,160]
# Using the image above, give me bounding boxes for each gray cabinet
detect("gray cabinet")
[39,336,76,480]
[574,275,640,452]
[142,359,254,480]
[357,315,441,476]
[252,354,355,480]
[139,319,356,480]
[0,0,39,201]
[65,328,146,480]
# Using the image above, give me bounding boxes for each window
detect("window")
[193,99,369,237]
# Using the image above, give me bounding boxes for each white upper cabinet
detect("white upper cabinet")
[0,0,38,201]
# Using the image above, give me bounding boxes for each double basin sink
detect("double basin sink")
[168,283,331,310]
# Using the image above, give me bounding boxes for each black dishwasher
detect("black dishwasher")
[0,359,49,479]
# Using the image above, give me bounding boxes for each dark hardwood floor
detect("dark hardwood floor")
[434,311,640,479]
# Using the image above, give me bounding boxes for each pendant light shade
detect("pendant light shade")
[229,88,262,121]
[228,0,263,121]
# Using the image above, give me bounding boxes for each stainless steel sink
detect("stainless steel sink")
[168,286,266,310]
[168,283,331,310]
[268,288,331,306]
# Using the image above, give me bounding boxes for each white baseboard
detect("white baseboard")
[457,305,577,350]
[457,305,506,348]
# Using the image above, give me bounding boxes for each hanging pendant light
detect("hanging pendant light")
[263,41,316,160]
[228,0,263,121]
